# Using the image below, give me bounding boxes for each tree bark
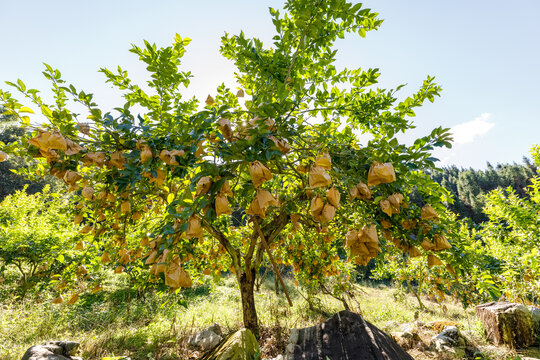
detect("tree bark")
[238,268,259,338]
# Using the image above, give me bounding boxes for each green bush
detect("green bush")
[0,186,82,298]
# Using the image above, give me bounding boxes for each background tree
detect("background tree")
[429,162,535,223]
[0,106,59,200]
[0,186,83,299]
[0,0,453,335]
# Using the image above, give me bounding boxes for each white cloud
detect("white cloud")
[450,113,495,144]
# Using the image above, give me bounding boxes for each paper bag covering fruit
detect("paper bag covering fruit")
[249,161,273,188]
[380,193,404,217]
[215,194,232,216]
[186,216,203,239]
[257,189,279,209]
[320,203,336,223]
[421,204,439,221]
[195,140,205,158]
[315,152,332,170]
[427,254,443,267]
[350,182,372,200]
[268,136,291,154]
[404,244,422,257]
[402,219,417,230]
[310,195,324,218]
[219,180,233,197]
[82,186,94,200]
[63,171,81,186]
[160,149,182,165]
[218,118,234,142]
[108,151,125,169]
[101,252,111,263]
[83,152,106,167]
[165,255,192,289]
[309,165,332,188]
[196,176,212,197]
[64,138,84,155]
[290,214,301,232]
[367,161,396,186]
[140,144,153,163]
[345,225,380,266]
[433,234,451,250]
[247,189,278,218]
[29,130,68,151]
[148,169,166,186]
[326,186,341,207]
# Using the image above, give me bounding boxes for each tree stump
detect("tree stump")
[476,301,534,348]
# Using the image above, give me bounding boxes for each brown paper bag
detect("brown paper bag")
[420,238,435,251]
[433,234,451,251]
[248,195,266,218]
[215,194,232,216]
[380,199,393,217]
[320,204,336,223]
[310,195,324,217]
[421,204,438,221]
[109,151,125,169]
[219,180,233,197]
[249,161,273,188]
[427,254,443,267]
[196,176,212,197]
[257,189,279,209]
[63,171,81,186]
[291,214,301,232]
[326,186,340,207]
[359,225,378,244]
[402,219,417,230]
[67,294,79,305]
[145,250,158,265]
[315,152,332,170]
[65,138,84,155]
[381,219,392,229]
[101,252,111,263]
[47,131,68,150]
[218,118,234,142]
[356,182,372,200]
[159,150,179,165]
[186,216,203,239]
[309,165,332,188]
[82,187,94,200]
[367,161,396,186]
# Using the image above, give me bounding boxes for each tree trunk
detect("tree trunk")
[238,268,259,337]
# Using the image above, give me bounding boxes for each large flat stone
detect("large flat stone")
[286,310,413,360]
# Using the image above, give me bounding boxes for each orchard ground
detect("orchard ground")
[0,270,536,360]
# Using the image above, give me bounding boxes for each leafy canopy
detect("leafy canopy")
[0,0,454,329]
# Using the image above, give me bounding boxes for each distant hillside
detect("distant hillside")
[431,160,537,223]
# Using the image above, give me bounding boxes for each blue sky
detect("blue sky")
[1,0,539,169]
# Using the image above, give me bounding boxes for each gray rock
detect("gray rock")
[285,310,413,360]
[476,301,534,348]
[189,323,223,352]
[21,341,79,360]
[202,328,260,360]
[529,305,540,344]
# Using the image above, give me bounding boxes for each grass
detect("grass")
[0,273,533,360]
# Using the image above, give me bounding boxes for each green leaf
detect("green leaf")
[19,106,34,114]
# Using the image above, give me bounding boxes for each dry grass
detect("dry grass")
[0,274,535,359]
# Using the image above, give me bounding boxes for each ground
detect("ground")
[0,272,537,360]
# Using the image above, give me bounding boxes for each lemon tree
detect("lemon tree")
[0,0,453,335]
